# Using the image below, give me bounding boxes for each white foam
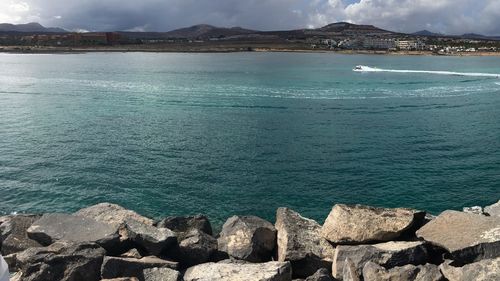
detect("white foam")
[354,65,500,78]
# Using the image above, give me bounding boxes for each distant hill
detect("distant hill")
[163,24,257,39]
[460,33,500,41]
[412,30,443,37]
[0,22,66,33]
[315,22,392,35]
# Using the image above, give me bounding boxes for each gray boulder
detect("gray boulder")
[439,258,500,281]
[124,219,177,256]
[275,208,335,278]
[143,267,182,281]
[332,241,429,280]
[343,258,360,281]
[416,210,500,263]
[484,200,500,217]
[218,215,276,262]
[183,260,292,281]
[304,268,334,281]
[75,203,154,226]
[26,213,120,250]
[362,262,443,281]
[321,204,425,244]
[177,229,217,266]
[157,215,212,237]
[16,241,106,281]
[100,256,178,281]
[0,215,42,255]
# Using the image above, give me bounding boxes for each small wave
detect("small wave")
[354,66,500,78]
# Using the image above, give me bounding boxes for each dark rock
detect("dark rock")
[4,253,17,271]
[142,267,182,281]
[304,268,334,281]
[157,215,212,237]
[362,261,443,281]
[332,241,429,280]
[177,229,217,266]
[439,258,500,281]
[183,260,292,281]
[275,208,335,278]
[321,204,425,244]
[484,200,500,217]
[124,219,177,256]
[75,203,154,227]
[0,215,42,255]
[26,213,120,251]
[218,215,276,262]
[416,210,500,264]
[100,256,178,281]
[16,241,106,281]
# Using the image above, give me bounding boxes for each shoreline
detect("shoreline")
[1,200,499,281]
[2,45,500,56]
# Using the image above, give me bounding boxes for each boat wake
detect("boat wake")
[353,65,500,78]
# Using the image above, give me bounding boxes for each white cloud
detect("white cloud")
[0,1,30,23]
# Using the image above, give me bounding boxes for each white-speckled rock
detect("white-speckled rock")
[183,261,292,281]
[485,200,500,217]
[439,258,500,281]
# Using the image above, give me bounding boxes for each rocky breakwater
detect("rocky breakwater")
[0,200,499,281]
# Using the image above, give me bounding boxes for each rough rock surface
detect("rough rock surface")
[343,258,360,281]
[121,248,143,259]
[26,213,119,248]
[321,204,425,244]
[16,241,106,281]
[218,215,276,262]
[304,268,334,281]
[439,258,500,281]
[101,278,140,281]
[75,203,154,226]
[462,206,484,215]
[142,267,182,281]
[0,215,42,255]
[362,261,443,281]
[183,260,292,281]
[275,208,335,278]
[485,200,500,217]
[332,241,429,280]
[416,210,500,263]
[101,256,178,280]
[157,215,212,237]
[124,219,177,256]
[177,229,217,266]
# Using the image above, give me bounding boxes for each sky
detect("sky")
[1,0,499,35]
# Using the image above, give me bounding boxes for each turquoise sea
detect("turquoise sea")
[0,52,499,225]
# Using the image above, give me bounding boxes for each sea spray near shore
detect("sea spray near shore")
[354,65,500,78]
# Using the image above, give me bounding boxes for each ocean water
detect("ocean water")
[0,52,499,225]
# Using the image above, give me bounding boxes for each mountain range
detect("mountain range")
[1,22,499,41]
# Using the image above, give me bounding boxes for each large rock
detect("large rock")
[439,258,500,281]
[177,229,217,266]
[416,210,500,263]
[0,215,42,255]
[100,256,178,281]
[343,258,360,281]
[183,260,292,281]
[321,204,425,244]
[484,200,500,217]
[26,213,120,250]
[75,203,154,226]
[16,241,106,281]
[218,216,276,262]
[101,278,139,281]
[304,268,334,281]
[142,267,182,281]
[157,215,212,237]
[124,219,177,256]
[332,241,429,280]
[362,261,443,281]
[275,208,335,278]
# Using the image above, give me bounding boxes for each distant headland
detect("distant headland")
[1,22,500,55]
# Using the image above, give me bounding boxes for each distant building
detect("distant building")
[396,40,426,50]
[363,38,395,50]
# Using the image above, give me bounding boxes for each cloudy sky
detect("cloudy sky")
[1,0,499,35]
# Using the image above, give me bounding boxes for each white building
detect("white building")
[396,40,426,50]
[363,38,396,50]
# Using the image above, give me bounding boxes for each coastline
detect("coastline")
[2,45,500,56]
[1,200,499,281]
